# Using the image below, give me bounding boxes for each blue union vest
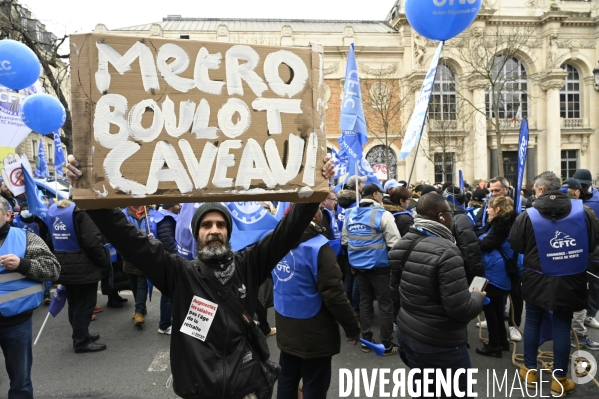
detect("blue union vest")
[528,200,588,276]
[47,203,81,252]
[272,234,328,319]
[322,208,342,256]
[0,228,43,317]
[346,206,389,270]
[14,216,40,236]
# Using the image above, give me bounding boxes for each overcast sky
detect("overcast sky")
[21,0,396,37]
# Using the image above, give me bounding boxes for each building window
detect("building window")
[561,150,578,179]
[486,56,527,120]
[47,144,53,163]
[366,145,397,180]
[430,64,456,121]
[434,152,454,183]
[560,64,581,119]
[180,35,189,39]
[32,140,38,160]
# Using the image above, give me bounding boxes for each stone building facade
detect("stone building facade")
[102,0,599,186]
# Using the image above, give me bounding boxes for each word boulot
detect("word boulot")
[92,40,320,197]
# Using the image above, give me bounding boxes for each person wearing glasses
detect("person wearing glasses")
[320,192,342,256]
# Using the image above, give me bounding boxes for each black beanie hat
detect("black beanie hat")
[191,203,233,241]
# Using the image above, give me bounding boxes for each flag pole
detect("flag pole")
[34,312,51,345]
[354,162,359,205]
[406,41,444,187]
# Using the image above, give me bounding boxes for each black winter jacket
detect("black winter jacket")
[275,223,360,359]
[477,212,516,253]
[87,203,319,399]
[389,229,484,347]
[157,216,177,254]
[510,191,597,312]
[447,202,484,281]
[383,202,414,237]
[54,210,110,285]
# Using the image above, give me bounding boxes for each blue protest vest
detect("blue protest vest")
[346,206,389,270]
[158,208,179,222]
[175,203,199,260]
[122,208,157,238]
[528,200,588,276]
[583,188,599,218]
[272,234,327,319]
[322,208,342,256]
[14,216,40,236]
[392,210,413,218]
[0,228,43,317]
[47,202,81,252]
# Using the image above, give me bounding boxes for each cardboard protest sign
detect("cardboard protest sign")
[70,33,327,209]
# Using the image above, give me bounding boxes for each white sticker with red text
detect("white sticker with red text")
[180,295,218,341]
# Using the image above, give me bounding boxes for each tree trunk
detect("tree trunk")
[493,91,503,177]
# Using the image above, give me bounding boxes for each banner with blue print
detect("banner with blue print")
[399,42,444,160]
[22,162,48,219]
[459,170,464,190]
[331,147,348,180]
[53,131,66,177]
[515,119,529,215]
[35,138,48,178]
[226,202,279,252]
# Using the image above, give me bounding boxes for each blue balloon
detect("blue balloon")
[0,40,41,91]
[20,93,66,134]
[405,0,482,42]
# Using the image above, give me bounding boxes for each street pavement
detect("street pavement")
[1,288,598,398]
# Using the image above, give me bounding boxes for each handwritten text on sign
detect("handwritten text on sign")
[73,33,325,203]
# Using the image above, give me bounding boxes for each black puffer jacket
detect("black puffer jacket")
[510,190,597,312]
[157,215,177,254]
[87,203,318,399]
[389,228,484,347]
[54,210,110,285]
[447,202,484,281]
[275,223,360,359]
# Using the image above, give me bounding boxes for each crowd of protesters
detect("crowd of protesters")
[1,157,599,399]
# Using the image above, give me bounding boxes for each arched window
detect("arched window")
[366,145,397,180]
[560,64,581,119]
[430,64,456,120]
[486,56,528,119]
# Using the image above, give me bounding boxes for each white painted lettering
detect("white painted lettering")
[156,43,195,93]
[225,45,267,97]
[251,98,302,135]
[263,50,309,98]
[212,140,242,188]
[217,98,251,138]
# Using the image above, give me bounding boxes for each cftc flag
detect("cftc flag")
[399,42,444,160]
[22,163,48,219]
[331,147,348,180]
[338,44,380,187]
[53,131,66,177]
[35,138,49,178]
[514,119,529,215]
[226,202,279,252]
[48,284,67,317]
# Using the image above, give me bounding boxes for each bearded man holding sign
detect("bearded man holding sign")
[66,154,334,399]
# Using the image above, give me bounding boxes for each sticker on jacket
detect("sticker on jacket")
[180,296,218,341]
